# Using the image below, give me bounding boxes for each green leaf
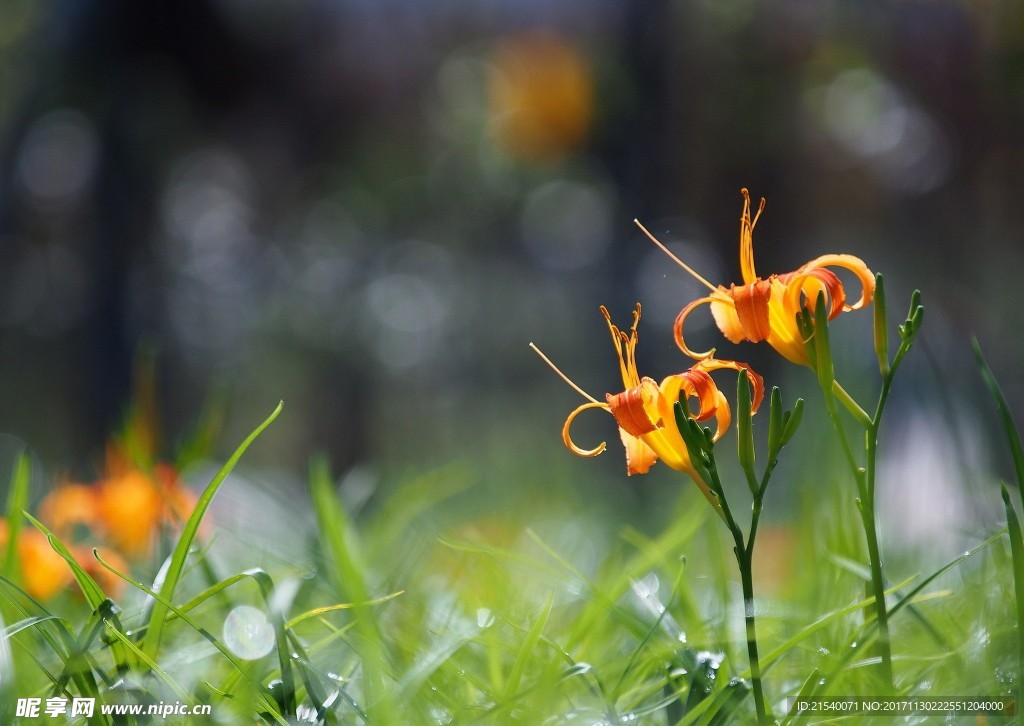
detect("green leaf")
[780,668,822,726]
[102,622,191,703]
[974,339,1024,504]
[142,401,282,662]
[94,549,288,724]
[1002,483,1024,689]
[24,513,108,611]
[310,457,395,721]
[505,594,553,699]
[2,452,30,585]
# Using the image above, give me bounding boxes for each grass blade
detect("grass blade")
[93,549,288,724]
[1002,483,1024,697]
[309,456,394,721]
[505,594,554,700]
[974,339,1024,502]
[101,622,190,703]
[2,452,31,584]
[141,401,282,662]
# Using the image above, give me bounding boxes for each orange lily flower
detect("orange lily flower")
[532,304,763,511]
[638,190,875,366]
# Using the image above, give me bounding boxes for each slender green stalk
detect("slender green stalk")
[676,377,803,724]
[862,374,896,686]
[818,379,894,688]
[707,461,768,725]
[806,283,921,692]
[737,546,765,724]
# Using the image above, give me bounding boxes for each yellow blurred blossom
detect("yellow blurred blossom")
[488,31,592,161]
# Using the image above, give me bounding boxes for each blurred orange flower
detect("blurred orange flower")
[641,190,875,366]
[39,482,99,539]
[95,461,196,558]
[0,519,72,600]
[488,31,593,161]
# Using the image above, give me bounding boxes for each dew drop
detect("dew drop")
[223,605,276,660]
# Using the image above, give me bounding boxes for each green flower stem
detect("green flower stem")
[715,475,768,724]
[679,380,804,725]
[703,456,769,724]
[737,544,765,724]
[856,289,922,691]
[821,374,894,691]
[808,288,922,692]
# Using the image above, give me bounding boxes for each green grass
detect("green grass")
[0,384,1019,725]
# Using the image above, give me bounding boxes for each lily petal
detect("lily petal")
[619,428,658,475]
[562,401,610,457]
[797,253,876,311]
[606,378,663,436]
[781,267,846,321]
[675,296,720,359]
[729,280,773,342]
[695,358,765,414]
[669,368,720,422]
[710,389,732,442]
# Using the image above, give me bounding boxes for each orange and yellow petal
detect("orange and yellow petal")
[728,280,773,343]
[797,253,875,311]
[780,267,845,321]
[618,428,658,475]
[562,401,611,457]
[606,378,663,436]
[602,304,643,388]
[694,358,765,414]
[675,296,720,359]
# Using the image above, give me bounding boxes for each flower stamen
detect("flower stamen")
[529,342,600,404]
[634,219,719,293]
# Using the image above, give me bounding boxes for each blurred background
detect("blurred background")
[1,0,1022,559]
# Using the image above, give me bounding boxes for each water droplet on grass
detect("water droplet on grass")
[223,605,276,660]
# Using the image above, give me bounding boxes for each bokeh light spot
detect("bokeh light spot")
[223,605,276,661]
[521,180,611,270]
[17,109,98,207]
[807,68,952,194]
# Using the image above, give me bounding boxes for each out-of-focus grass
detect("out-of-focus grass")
[0,388,1018,724]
